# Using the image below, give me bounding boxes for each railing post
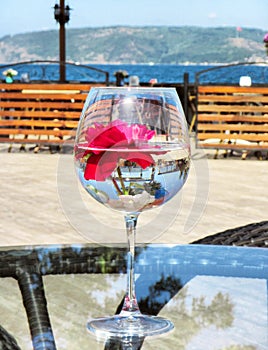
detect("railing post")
[59,0,66,82]
[183,72,189,124]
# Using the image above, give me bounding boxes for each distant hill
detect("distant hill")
[0,26,266,64]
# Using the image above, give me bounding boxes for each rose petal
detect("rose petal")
[87,124,128,152]
[123,151,155,169]
[84,152,119,181]
[118,123,155,143]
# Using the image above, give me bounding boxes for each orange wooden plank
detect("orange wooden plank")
[0,92,88,101]
[198,104,268,113]
[0,137,74,144]
[0,128,76,137]
[198,95,268,103]
[198,123,268,132]
[0,83,98,91]
[0,120,78,128]
[197,132,268,142]
[196,142,268,150]
[0,110,81,118]
[198,85,268,94]
[197,114,268,123]
[0,101,84,109]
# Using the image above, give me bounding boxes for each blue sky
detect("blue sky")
[1,0,267,38]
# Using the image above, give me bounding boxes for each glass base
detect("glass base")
[87,314,174,339]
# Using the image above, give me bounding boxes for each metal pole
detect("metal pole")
[59,0,66,82]
[183,72,189,123]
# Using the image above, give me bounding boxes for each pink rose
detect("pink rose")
[75,120,157,181]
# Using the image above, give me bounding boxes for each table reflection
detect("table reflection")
[0,244,267,349]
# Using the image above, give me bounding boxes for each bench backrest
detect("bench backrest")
[196,85,268,150]
[0,82,106,146]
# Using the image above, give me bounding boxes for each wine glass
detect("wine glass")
[74,87,190,339]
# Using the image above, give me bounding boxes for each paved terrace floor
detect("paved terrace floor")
[0,139,267,350]
[0,138,267,247]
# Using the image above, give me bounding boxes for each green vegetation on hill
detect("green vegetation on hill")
[0,26,266,64]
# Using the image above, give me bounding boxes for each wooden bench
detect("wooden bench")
[196,85,268,158]
[0,82,106,152]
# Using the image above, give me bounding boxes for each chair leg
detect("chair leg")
[16,270,57,350]
[241,151,248,160]
[255,151,263,160]
[33,145,40,153]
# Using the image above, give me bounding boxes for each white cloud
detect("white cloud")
[208,12,217,19]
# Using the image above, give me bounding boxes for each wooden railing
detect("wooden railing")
[0,83,106,152]
[196,85,268,157]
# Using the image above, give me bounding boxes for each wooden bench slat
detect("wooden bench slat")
[198,86,268,94]
[0,83,96,91]
[0,101,84,109]
[0,120,78,128]
[197,114,268,123]
[198,95,268,103]
[198,104,268,113]
[0,110,81,119]
[0,128,76,137]
[0,137,74,144]
[0,92,88,100]
[197,132,268,142]
[196,142,268,150]
[198,123,268,132]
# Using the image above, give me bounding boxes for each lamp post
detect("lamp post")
[54,0,71,82]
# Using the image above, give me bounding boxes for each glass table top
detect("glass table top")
[0,244,267,349]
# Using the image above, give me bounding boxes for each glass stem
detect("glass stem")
[120,213,141,316]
